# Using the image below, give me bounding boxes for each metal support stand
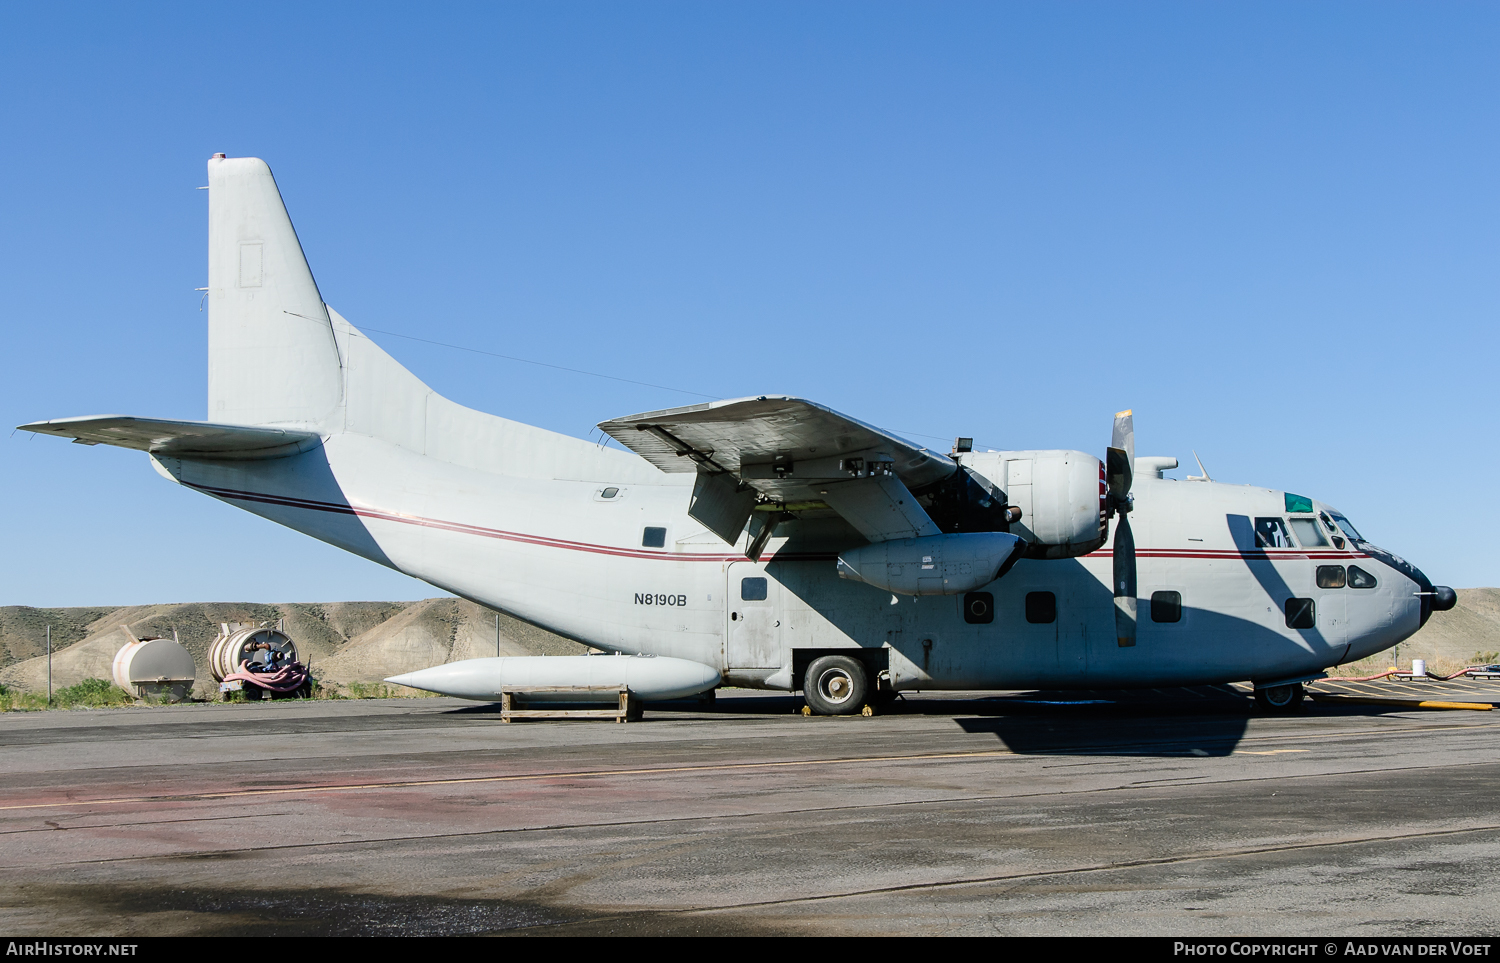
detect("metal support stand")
[499,686,642,723]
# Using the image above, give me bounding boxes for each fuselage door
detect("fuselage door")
[726,561,782,669]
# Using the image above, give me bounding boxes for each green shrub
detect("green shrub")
[51,678,135,708]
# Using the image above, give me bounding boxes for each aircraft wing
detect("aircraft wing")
[598,396,956,549]
[17,415,321,459]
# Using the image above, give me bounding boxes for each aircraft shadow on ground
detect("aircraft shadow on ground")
[441,688,1412,759]
[948,692,1255,756]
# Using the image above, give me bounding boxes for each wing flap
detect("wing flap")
[600,395,956,545]
[18,416,321,459]
[598,396,954,488]
[687,471,758,546]
[821,475,942,542]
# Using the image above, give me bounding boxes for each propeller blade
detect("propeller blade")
[1112,409,1134,465]
[1106,446,1132,501]
[1112,512,1137,647]
[1107,409,1134,499]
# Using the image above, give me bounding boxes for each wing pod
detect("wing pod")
[835,532,1027,596]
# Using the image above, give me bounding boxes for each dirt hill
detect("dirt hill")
[0,599,589,699]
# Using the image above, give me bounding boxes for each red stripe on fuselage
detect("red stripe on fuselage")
[187,482,1369,565]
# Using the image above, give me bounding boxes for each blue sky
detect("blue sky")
[2,2,1496,604]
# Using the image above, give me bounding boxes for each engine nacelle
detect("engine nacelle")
[962,450,1106,560]
[836,532,1027,596]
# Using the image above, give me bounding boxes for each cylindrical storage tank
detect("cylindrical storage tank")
[209,624,299,681]
[112,637,197,702]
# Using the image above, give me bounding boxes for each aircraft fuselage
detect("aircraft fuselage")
[151,430,1422,692]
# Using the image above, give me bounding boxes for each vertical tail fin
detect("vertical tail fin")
[207,154,342,428]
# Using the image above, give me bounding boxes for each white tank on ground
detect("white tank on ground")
[112,632,197,702]
[208,622,299,681]
[386,655,721,702]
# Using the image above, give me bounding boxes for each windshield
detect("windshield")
[1327,512,1363,542]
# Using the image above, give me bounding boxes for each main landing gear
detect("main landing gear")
[1254,682,1306,713]
[803,655,869,716]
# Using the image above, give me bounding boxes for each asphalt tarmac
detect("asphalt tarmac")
[3,683,1500,936]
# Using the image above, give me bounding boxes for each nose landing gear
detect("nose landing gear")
[1254,682,1306,713]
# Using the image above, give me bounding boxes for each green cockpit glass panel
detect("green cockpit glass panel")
[1284,493,1314,514]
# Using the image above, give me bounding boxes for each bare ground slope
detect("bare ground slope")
[0,600,587,698]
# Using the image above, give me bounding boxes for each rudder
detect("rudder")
[207,154,342,428]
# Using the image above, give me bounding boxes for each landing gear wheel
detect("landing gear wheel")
[1254,682,1305,713]
[804,656,868,716]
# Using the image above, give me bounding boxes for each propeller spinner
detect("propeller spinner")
[1106,409,1136,647]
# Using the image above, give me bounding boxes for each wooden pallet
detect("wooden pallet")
[499,686,642,723]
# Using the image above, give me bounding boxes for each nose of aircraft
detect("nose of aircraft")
[1353,541,1455,626]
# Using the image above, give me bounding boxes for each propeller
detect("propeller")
[1106,409,1136,648]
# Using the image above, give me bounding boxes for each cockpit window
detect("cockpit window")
[1289,518,1328,548]
[1284,493,1314,514]
[1328,513,1363,542]
[1348,565,1378,589]
[1318,512,1346,549]
[1254,517,1295,549]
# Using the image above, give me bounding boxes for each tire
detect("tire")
[1254,682,1305,712]
[804,656,868,716]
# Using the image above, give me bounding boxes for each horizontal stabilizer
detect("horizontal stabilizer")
[18,415,320,459]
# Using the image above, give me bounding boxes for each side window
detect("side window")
[963,592,994,625]
[1284,597,1316,629]
[1317,565,1346,589]
[740,577,768,601]
[1290,518,1328,548]
[1150,591,1182,623]
[642,526,666,548]
[1348,566,1378,589]
[1025,591,1056,624]
[1254,517,1295,548]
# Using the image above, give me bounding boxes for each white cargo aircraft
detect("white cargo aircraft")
[20,156,1457,714]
